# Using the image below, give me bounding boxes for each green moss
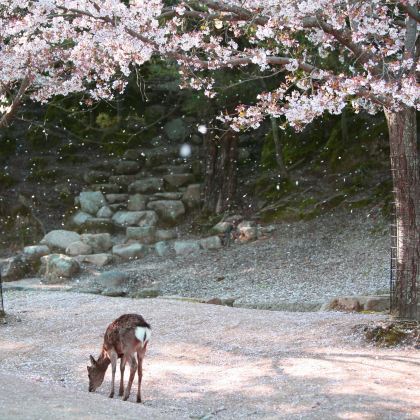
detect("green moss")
[0,172,17,188]
[27,168,62,182]
[26,126,61,150]
[59,154,89,164]
[253,173,294,201]
[298,197,317,210]
[144,105,166,123]
[58,143,82,155]
[28,156,48,169]
[0,137,17,160]
[96,112,120,129]
[261,205,301,223]
[364,324,408,346]
[127,126,158,148]
[346,198,374,209]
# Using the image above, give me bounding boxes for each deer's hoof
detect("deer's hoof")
[122,395,129,401]
[108,393,114,399]
[136,396,142,403]
[118,390,124,397]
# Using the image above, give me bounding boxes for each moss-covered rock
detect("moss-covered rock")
[361,322,420,347]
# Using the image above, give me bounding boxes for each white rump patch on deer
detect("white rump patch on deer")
[135,326,151,344]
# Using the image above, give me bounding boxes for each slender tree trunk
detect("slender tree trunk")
[385,106,420,320]
[203,130,238,214]
[0,77,30,129]
[270,116,289,180]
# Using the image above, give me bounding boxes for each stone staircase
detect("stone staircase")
[70,141,202,231]
[1,124,266,283]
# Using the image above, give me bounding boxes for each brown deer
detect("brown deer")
[87,313,151,403]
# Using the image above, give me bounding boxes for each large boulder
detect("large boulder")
[151,192,183,200]
[112,243,149,260]
[155,241,173,257]
[212,221,233,234]
[80,218,115,234]
[77,253,113,267]
[163,118,188,141]
[238,226,258,242]
[126,226,156,244]
[40,230,81,251]
[114,160,141,175]
[0,255,31,281]
[364,296,390,312]
[41,254,80,283]
[96,206,113,218]
[163,173,194,188]
[127,194,148,211]
[23,245,50,260]
[128,178,163,194]
[83,170,109,184]
[137,211,159,227]
[109,175,134,187]
[122,148,146,161]
[106,194,129,204]
[323,297,362,312]
[65,241,92,256]
[79,191,106,215]
[112,211,145,227]
[90,184,122,194]
[199,236,222,250]
[112,211,158,227]
[69,211,92,227]
[174,240,200,256]
[156,229,178,241]
[147,200,185,224]
[97,270,129,289]
[80,233,113,253]
[182,184,202,208]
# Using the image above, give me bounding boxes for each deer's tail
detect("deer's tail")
[135,325,151,345]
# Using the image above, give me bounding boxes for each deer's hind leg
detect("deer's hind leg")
[119,355,127,397]
[108,350,118,398]
[136,344,147,403]
[123,354,137,401]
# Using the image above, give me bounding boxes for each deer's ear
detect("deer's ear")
[89,355,96,366]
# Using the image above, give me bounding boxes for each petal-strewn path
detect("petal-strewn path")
[0,290,419,419]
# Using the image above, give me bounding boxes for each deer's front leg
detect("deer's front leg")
[119,356,127,397]
[109,351,117,398]
[123,354,137,401]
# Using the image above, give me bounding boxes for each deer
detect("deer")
[87,313,151,403]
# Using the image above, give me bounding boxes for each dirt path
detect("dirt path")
[1,290,419,419]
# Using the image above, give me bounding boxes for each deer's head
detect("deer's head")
[87,355,107,392]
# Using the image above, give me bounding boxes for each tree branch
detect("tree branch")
[58,5,318,75]
[400,2,420,23]
[0,77,31,129]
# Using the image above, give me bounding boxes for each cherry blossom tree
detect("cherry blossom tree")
[0,0,419,318]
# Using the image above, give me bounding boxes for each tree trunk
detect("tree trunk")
[203,130,238,214]
[270,116,289,180]
[0,77,30,129]
[385,106,420,320]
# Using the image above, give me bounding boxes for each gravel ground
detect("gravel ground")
[73,208,389,309]
[1,291,419,419]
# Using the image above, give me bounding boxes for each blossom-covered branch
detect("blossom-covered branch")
[0,0,418,130]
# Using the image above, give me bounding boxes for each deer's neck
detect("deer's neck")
[97,349,111,371]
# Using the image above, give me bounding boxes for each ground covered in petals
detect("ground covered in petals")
[1,290,419,419]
